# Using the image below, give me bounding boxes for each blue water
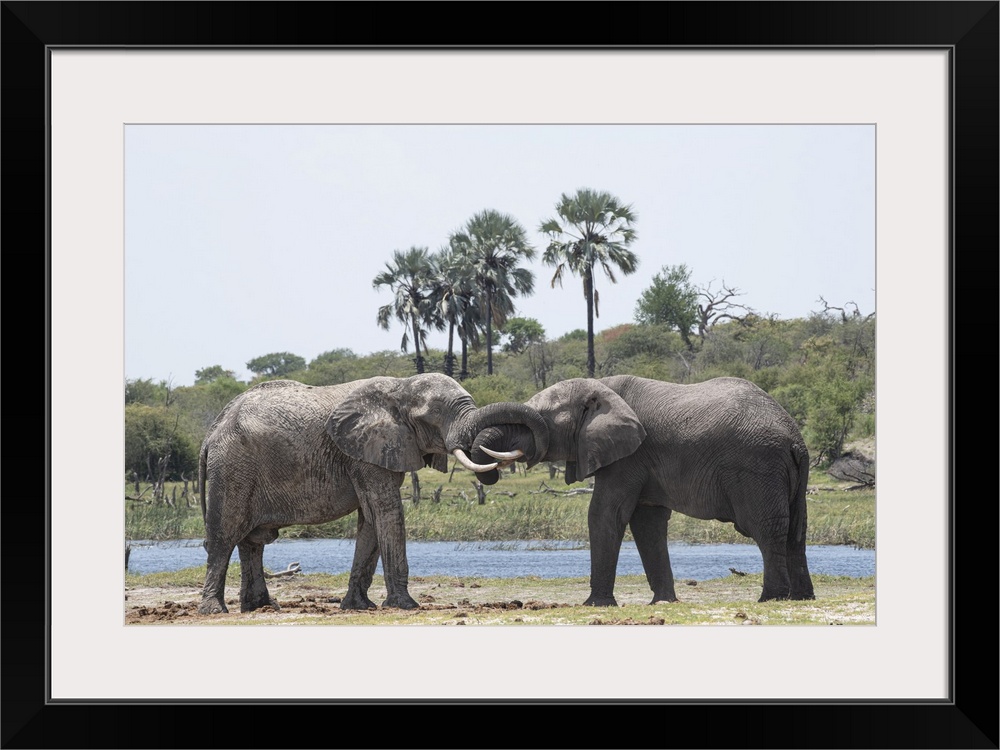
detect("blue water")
[126,538,874,580]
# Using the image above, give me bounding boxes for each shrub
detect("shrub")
[462,374,537,406]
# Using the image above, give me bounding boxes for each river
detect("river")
[126,538,875,580]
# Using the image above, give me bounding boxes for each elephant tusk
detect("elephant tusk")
[452,449,498,473]
[480,446,524,461]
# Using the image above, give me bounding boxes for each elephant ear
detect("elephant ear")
[325,381,423,473]
[564,461,579,485]
[576,385,646,479]
[424,453,449,473]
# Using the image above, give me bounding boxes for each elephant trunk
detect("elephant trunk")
[465,402,549,466]
[446,402,550,483]
[470,424,536,466]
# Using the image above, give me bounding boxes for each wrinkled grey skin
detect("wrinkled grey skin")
[471,375,814,606]
[197,373,547,614]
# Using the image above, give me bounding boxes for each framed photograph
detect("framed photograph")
[6,2,995,747]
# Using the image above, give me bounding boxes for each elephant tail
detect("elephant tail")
[198,441,209,523]
[788,443,810,549]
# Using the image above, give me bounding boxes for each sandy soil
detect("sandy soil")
[124,574,589,624]
[125,572,873,626]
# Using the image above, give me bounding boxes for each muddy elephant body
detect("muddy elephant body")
[473,375,814,605]
[198,373,546,614]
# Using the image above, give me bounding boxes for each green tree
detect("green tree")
[540,188,639,377]
[634,264,699,350]
[125,378,171,406]
[310,348,358,367]
[803,366,871,465]
[559,329,587,342]
[170,378,248,434]
[500,316,545,355]
[450,209,535,375]
[302,348,361,386]
[800,299,876,462]
[124,403,199,497]
[245,352,307,379]
[373,246,442,374]
[500,317,551,389]
[194,365,236,384]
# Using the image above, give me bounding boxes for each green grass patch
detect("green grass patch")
[125,500,205,541]
[125,465,875,549]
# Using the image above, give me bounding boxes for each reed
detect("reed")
[125,466,875,548]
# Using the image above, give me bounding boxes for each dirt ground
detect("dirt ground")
[125,572,873,626]
[124,575,591,625]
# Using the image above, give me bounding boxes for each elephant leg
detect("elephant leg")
[788,547,815,600]
[629,504,677,604]
[198,479,235,614]
[356,473,419,610]
[788,504,815,600]
[584,473,639,607]
[238,527,280,612]
[758,545,791,601]
[727,479,795,601]
[787,529,815,600]
[341,509,379,611]
[747,515,792,602]
[199,538,236,614]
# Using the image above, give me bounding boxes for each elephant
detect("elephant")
[196,373,548,614]
[469,375,815,606]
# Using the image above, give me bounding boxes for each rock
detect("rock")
[828,451,875,485]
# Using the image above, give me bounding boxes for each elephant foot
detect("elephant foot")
[649,594,678,604]
[583,595,618,607]
[340,589,378,611]
[198,598,228,615]
[790,576,816,601]
[241,596,280,613]
[758,588,790,603]
[381,592,420,610]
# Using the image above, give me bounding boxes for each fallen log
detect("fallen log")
[531,481,594,496]
[263,562,301,579]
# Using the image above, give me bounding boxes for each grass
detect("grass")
[125,463,875,549]
[125,498,207,541]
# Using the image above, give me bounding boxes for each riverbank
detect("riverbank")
[125,568,875,626]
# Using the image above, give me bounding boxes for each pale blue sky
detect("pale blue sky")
[125,124,875,386]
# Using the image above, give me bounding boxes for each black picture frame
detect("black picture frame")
[3,2,996,748]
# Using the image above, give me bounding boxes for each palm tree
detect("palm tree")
[428,245,478,378]
[456,303,483,380]
[450,209,536,375]
[373,246,442,374]
[540,188,639,377]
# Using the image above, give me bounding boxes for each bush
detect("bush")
[124,404,199,481]
[771,383,810,428]
[607,324,683,360]
[461,374,537,406]
[804,374,869,464]
[558,329,587,342]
